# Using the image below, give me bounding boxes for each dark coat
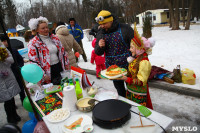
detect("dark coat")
[7,47,24,79]
[7,47,24,90]
[95,17,134,56]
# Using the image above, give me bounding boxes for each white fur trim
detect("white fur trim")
[127,56,135,63]
[55,25,67,33]
[28,18,37,30]
[28,16,48,30]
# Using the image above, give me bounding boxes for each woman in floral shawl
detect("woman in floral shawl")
[28,16,69,84]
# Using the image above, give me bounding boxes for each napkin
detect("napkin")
[62,85,77,111]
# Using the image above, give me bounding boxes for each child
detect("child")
[120,24,155,109]
[91,38,106,79]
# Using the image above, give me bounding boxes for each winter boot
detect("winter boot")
[4,98,19,124]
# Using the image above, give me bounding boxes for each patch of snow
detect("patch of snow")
[79,24,200,90]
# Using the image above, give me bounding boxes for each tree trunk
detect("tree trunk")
[75,0,80,22]
[174,0,179,30]
[149,0,153,10]
[169,12,172,28]
[29,0,34,16]
[5,0,17,28]
[182,0,185,27]
[41,0,44,16]
[137,0,143,13]
[185,0,194,30]
[167,0,176,29]
[76,0,80,13]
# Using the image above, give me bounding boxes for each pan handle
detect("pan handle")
[130,110,167,133]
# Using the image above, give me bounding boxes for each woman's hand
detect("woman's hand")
[99,39,105,48]
[44,75,50,82]
[120,75,128,81]
[116,75,127,81]
[65,66,69,70]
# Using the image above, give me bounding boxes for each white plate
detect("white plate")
[47,108,70,123]
[94,89,118,101]
[100,69,127,79]
[62,114,93,133]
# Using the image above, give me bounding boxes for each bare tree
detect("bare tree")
[167,0,180,30]
[182,0,185,27]
[4,0,17,28]
[14,0,189,30]
[40,0,44,16]
[185,0,194,30]
[174,0,180,29]
[29,0,34,16]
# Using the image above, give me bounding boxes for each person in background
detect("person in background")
[28,16,69,85]
[55,22,83,68]
[0,35,26,105]
[0,42,21,124]
[119,24,155,109]
[24,30,32,42]
[67,18,87,62]
[91,38,106,79]
[24,30,36,42]
[95,10,134,97]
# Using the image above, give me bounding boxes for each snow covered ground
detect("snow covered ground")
[80,24,200,90]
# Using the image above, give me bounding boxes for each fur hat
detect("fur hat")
[96,10,113,24]
[55,25,67,34]
[28,16,48,30]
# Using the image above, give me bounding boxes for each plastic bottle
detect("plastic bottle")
[69,79,74,86]
[75,78,83,100]
[26,83,42,95]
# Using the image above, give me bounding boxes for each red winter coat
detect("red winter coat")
[91,38,105,65]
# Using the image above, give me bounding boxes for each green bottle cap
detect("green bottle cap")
[75,78,79,81]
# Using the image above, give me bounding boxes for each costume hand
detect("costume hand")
[120,75,128,81]
[91,63,95,65]
[65,66,69,70]
[99,39,105,48]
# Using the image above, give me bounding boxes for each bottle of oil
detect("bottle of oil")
[75,78,83,100]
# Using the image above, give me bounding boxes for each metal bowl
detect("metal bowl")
[86,86,98,97]
[76,97,95,112]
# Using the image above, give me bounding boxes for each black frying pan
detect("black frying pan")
[92,99,131,129]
